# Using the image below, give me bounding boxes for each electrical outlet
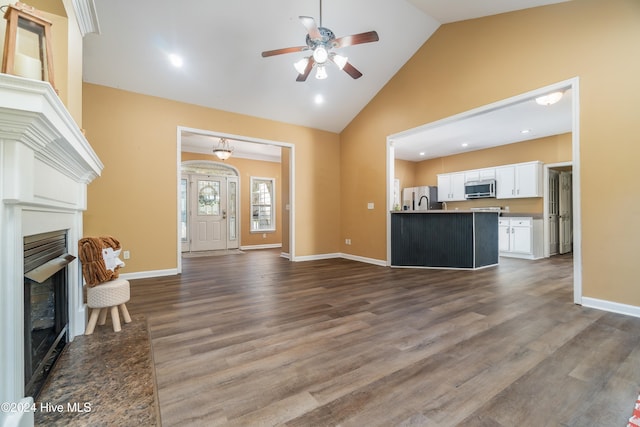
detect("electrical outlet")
[367,202,374,210]
[262,233,266,239]
[123,250,130,259]
[345,239,351,245]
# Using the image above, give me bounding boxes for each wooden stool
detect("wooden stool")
[85,278,132,334]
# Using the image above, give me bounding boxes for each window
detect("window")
[251,177,275,232]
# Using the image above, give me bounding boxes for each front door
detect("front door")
[191,174,227,251]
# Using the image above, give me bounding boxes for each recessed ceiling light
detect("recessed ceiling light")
[169,54,183,68]
[314,94,324,104]
[521,129,531,134]
[419,152,425,156]
[461,143,469,148]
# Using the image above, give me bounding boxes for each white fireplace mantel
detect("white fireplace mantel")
[0,74,103,425]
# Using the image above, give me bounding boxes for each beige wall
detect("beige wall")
[180,152,284,248]
[396,133,572,213]
[341,0,640,305]
[83,83,340,272]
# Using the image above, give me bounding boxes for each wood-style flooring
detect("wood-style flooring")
[127,250,640,426]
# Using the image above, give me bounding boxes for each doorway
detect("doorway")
[546,163,573,256]
[181,162,239,253]
[176,127,296,274]
[386,77,582,304]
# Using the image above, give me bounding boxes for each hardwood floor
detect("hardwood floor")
[127,250,640,426]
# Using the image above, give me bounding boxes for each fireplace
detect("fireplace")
[0,74,103,426]
[23,230,75,398]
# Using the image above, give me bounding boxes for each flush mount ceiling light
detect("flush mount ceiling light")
[213,137,234,160]
[535,91,564,106]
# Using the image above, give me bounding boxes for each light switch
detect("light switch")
[367,202,374,210]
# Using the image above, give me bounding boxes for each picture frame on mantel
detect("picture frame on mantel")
[1,1,55,90]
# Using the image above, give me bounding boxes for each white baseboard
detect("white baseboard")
[119,268,178,281]
[340,253,387,267]
[293,252,341,262]
[581,297,640,319]
[280,252,290,260]
[290,252,387,267]
[240,243,282,250]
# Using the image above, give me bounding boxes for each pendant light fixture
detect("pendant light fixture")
[213,137,234,160]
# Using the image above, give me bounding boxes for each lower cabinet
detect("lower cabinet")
[498,217,543,259]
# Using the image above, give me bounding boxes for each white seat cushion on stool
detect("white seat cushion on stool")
[87,278,130,308]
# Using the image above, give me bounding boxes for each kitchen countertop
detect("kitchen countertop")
[390,210,498,214]
[391,210,543,219]
[500,212,544,219]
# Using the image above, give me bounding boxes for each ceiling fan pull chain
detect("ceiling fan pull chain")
[319,0,322,27]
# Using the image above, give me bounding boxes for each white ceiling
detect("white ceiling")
[83,0,570,160]
[393,87,573,162]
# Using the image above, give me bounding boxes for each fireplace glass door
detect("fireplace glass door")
[23,230,72,397]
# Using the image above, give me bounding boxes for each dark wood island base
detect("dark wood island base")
[391,211,499,269]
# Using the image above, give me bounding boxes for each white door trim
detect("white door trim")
[176,127,295,274]
[386,77,582,305]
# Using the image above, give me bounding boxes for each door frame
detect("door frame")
[176,126,296,274]
[386,77,582,305]
[543,161,573,258]
[181,166,240,253]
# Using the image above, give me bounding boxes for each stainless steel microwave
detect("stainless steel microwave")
[464,179,496,199]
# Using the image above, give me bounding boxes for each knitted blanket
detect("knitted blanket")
[78,236,124,287]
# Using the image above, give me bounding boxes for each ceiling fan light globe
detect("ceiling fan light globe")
[315,65,328,80]
[293,57,309,74]
[313,46,328,64]
[332,54,348,70]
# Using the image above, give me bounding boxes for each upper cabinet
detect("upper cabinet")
[437,172,466,201]
[464,168,496,182]
[436,161,543,202]
[495,161,543,199]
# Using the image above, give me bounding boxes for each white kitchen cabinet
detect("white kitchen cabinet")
[498,217,543,259]
[496,161,542,199]
[465,168,496,182]
[437,172,465,201]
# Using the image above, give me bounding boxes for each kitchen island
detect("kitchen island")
[391,210,499,269]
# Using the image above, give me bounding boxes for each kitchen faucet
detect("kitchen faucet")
[418,195,429,208]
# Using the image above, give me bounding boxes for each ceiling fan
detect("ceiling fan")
[261,0,379,82]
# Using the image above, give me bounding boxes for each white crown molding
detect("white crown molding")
[71,0,100,36]
[0,74,103,184]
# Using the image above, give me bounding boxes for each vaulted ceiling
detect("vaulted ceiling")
[83,0,571,159]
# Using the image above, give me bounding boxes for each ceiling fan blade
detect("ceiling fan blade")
[333,31,379,48]
[262,46,308,57]
[296,57,315,82]
[299,16,322,40]
[342,62,363,79]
